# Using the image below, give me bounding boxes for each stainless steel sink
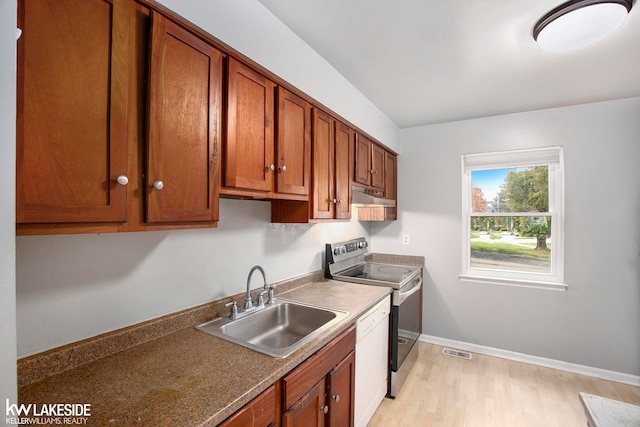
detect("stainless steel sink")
[196,300,348,358]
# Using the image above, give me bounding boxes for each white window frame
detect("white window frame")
[460,146,567,291]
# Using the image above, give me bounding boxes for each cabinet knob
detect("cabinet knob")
[116,175,129,186]
[333,394,340,402]
[321,405,329,414]
[267,164,275,171]
[332,198,337,204]
[152,180,164,191]
[338,199,343,204]
[279,165,287,173]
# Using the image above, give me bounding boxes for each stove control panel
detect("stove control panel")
[325,237,369,278]
[331,239,367,257]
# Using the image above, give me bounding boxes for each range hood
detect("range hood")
[351,186,395,207]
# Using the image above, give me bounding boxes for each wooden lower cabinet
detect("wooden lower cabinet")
[282,378,326,427]
[219,328,355,427]
[327,352,355,427]
[282,327,355,427]
[219,384,278,427]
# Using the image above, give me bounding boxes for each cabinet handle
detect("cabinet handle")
[333,394,340,402]
[152,180,164,191]
[116,175,129,186]
[279,165,287,173]
[267,164,275,171]
[321,405,329,414]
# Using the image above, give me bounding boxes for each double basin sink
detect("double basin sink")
[196,300,347,358]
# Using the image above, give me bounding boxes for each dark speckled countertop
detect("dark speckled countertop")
[18,277,393,426]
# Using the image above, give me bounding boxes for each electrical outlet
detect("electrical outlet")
[402,234,410,245]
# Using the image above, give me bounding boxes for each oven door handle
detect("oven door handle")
[397,275,422,305]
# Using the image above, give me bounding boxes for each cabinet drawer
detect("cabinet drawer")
[219,384,277,427]
[282,326,355,409]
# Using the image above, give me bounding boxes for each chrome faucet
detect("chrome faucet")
[245,265,272,311]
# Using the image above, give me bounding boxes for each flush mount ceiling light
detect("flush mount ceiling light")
[533,0,632,53]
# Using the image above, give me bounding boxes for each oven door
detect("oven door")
[391,274,422,373]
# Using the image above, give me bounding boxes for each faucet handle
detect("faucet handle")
[267,284,276,305]
[257,290,268,308]
[224,300,238,320]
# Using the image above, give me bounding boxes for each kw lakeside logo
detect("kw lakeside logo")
[5,399,91,425]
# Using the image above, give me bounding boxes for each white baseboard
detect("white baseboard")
[419,334,640,387]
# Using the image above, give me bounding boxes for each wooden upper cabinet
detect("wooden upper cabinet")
[354,134,385,189]
[311,110,353,220]
[146,12,222,223]
[224,57,275,193]
[385,151,397,202]
[312,109,335,219]
[371,143,385,189]
[334,121,353,219]
[17,0,129,224]
[276,88,311,196]
[354,134,372,186]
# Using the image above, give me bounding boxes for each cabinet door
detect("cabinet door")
[334,121,353,220]
[146,12,222,223]
[225,57,275,192]
[277,87,311,196]
[328,352,355,427]
[219,384,277,427]
[371,144,386,189]
[312,109,334,219]
[384,151,397,201]
[385,151,397,220]
[354,134,371,186]
[283,378,326,427]
[17,0,128,223]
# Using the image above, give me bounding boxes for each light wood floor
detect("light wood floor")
[369,342,640,427]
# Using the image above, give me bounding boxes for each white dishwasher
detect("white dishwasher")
[355,294,391,427]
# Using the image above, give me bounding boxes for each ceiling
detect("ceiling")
[258,0,640,128]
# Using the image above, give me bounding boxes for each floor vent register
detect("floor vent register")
[442,347,473,360]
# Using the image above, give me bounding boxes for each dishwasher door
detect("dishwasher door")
[355,295,391,427]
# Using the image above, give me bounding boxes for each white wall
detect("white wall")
[155,0,400,152]
[370,97,640,376]
[0,0,17,416]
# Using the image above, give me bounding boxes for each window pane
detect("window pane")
[471,166,549,213]
[470,216,551,274]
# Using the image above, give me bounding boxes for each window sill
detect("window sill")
[458,274,568,291]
